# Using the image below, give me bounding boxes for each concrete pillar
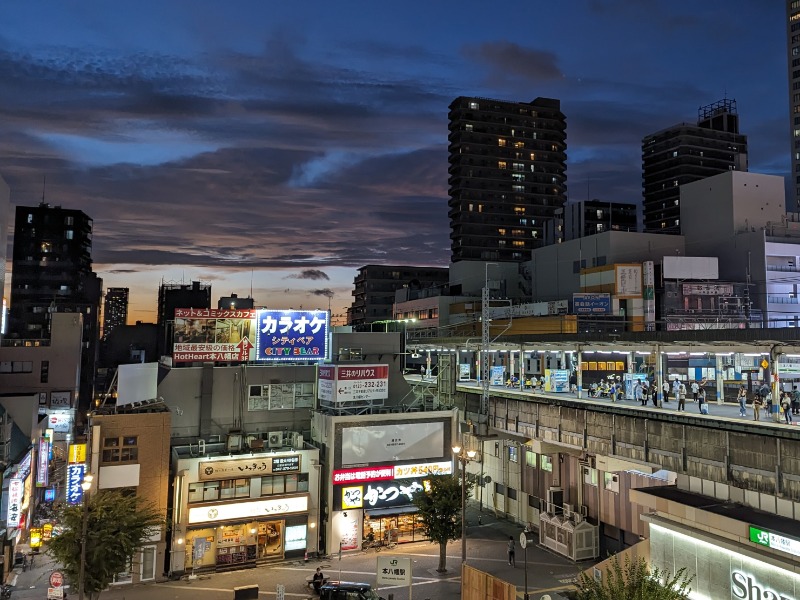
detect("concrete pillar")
[654,343,663,408]
[715,354,725,404]
[771,346,781,422]
[519,345,525,390]
[576,345,583,399]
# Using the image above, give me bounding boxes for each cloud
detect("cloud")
[310,288,335,298]
[289,269,330,281]
[462,41,563,85]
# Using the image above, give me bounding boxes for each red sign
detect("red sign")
[332,466,394,484]
[50,571,64,587]
[337,365,389,380]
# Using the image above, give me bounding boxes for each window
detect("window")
[220,478,250,500]
[507,487,518,500]
[540,455,553,472]
[102,436,138,463]
[604,473,619,493]
[0,362,33,374]
[583,466,598,486]
[512,185,525,193]
[40,360,49,384]
[526,450,537,468]
[494,482,506,496]
[497,161,507,169]
[469,101,479,109]
[508,445,518,463]
[498,138,507,147]
[465,124,473,132]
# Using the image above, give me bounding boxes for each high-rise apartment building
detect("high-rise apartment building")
[103,287,129,340]
[788,0,800,211]
[448,96,567,263]
[9,203,102,408]
[642,99,748,234]
[156,280,211,357]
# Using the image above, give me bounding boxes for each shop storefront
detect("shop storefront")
[171,448,320,575]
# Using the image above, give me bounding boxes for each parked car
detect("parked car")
[318,581,384,600]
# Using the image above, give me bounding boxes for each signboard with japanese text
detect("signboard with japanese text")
[68,444,86,464]
[490,365,505,385]
[255,309,329,362]
[750,525,800,558]
[458,363,471,381]
[47,411,74,434]
[615,264,642,298]
[173,307,256,363]
[682,283,734,296]
[318,364,389,404]
[198,455,301,481]
[37,438,50,487]
[66,464,86,505]
[341,421,445,465]
[544,369,570,393]
[377,556,412,586]
[334,477,430,511]
[572,293,612,314]
[6,478,23,527]
[187,494,308,524]
[17,450,32,480]
[50,391,71,407]
[332,461,452,485]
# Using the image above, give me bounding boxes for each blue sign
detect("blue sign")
[66,464,86,505]
[572,293,612,315]
[255,310,329,362]
[44,488,56,502]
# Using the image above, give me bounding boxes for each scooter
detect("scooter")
[1,583,13,599]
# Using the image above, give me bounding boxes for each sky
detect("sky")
[0,0,789,324]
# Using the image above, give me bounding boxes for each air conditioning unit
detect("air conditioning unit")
[268,431,283,448]
[292,433,303,448]
[227,434,242,452]
[563,504,574,519]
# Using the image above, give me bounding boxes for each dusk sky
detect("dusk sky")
[0,1,788,324]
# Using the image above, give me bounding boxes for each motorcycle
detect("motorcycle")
[1,583,13,599]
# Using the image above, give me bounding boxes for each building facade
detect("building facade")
[788,0,800,212]
[562,199,638,241]
[448,96,567,263]
[642,99,748,234]
[156,281,211,357]
[347,265,449,327]
[102,287,129,341]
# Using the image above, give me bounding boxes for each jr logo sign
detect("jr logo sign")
[732,571,795,600]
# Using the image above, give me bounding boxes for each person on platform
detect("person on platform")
[677,381,687,412]
[737,385,748,418]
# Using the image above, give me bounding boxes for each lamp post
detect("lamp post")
[452,445,477,564]
[77,472,94,600]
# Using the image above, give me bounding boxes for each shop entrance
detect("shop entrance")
[364,508,427,544]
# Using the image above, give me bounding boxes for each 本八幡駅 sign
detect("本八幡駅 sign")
[256,310,329,362]
[750,524,800,558]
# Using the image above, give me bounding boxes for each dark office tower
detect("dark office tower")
[156,280,211,357]
[788,0,800,211]
[448,96,567,263]
[217,293,254,310]
[103,287,129,340]
[642,99,748,234]
[9,203,102,408]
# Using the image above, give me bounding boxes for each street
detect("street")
[8,504,578,600]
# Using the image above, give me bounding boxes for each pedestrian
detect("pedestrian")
[678,381,687,411]
[793,385,800,416]
[782,394,793,425]
[312,567,325,595]
[635,382,645,406]
[765,387,774,418]
[507,535,516,567]
[662,380,670,403]
[753,395,762,421]
[737,385,747,417]
[691,380,699,403]
[698,386,708,414]
[652,384,659,406]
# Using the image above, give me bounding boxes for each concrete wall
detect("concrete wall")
[529,232,686,302]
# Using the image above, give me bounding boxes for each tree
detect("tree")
[411,474,473,573]
[48,490,164,600]
[574,554,693,600]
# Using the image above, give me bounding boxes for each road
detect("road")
[8,504,578,600]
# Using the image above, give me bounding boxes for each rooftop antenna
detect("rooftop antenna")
[250,269,254,299]
[41,175,46,204]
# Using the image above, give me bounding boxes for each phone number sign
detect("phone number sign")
[318,365,389,404]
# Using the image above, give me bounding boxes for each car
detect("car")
[317,581,384,600]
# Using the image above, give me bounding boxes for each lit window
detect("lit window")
[513,141,524,148]
[512,185,524,192]
[508,445,518,463]
[498,138,507,147]
[465,124,473,132]
[529,153,537,161]
[498,161,507,169]
[469,101,479,109]
[498,228,507,235]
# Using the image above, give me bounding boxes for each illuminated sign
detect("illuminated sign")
[50,391,71,407]
[377,556,412,586]
[68,444,86,464]
[198,455,301,481]
[731,571,795,600]
[187,494,308,524]
[37,438,50,487]
[47,411,74,434]
[255,310,328,362]
[318,364,389,404]
[334,478,431,511]
[44,488,56,502]
[173,308,256,363]
[66,464,86,505]
[6,478,23,527]
[333,461,452,484]
[749,525,800,558]
[17,450,32,480]
[572,293,611,314]
[30,527,42,548]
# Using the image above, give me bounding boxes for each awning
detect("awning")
[365,506,418,518]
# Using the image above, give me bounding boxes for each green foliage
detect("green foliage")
[411,473,473,572]
[575,554,693,600]
[47,490,164,599]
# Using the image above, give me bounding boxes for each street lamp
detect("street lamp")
[452,445,477,564]
[78,472,94,600]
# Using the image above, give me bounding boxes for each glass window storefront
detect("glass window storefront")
[363,511,428,545]
[186,519,287,569]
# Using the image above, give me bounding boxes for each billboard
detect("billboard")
[256,310,329,362]
[66,464,86,505]
[47,411,74,434]
[318,365,389,404]
[544,369,569,392]
[573,293,612,314]
[6,478,23,527]
[37,438,49,487]
[173,308,256,363]
[341,421,444,465]
[336,477,431,511]
[615,264,642,298]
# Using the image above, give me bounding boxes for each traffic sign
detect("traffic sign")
[520,530,536,549]
[49,571,64,587]
[761,359,770,370]
[48,587,64,599]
